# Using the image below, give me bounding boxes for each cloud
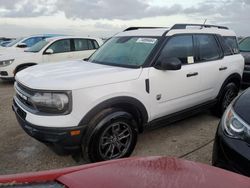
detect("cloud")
[0,0,249,36]
[0,0,56,17]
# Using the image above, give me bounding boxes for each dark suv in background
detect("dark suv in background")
[239,37,250,86]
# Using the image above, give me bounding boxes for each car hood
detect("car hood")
[0,157,250,188]
[16,60,142,90]
[0,47,25,55]
[241,52,250,65]
[234,88,250,124]
[0,51,37,61]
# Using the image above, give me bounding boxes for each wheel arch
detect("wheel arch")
[79,96,149,133]
[217,73,241,99]
[14,63,37,75]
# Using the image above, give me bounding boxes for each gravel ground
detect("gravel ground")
[0,80,219,175]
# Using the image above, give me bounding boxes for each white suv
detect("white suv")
[0,36,103,80]
[0,34,62,55]
[13,24,244,162]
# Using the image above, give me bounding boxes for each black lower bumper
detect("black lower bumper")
[13,101,86,155]
[212,122,250,176]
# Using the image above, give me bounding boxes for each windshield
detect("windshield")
[88,36,158,67]
[6,37,24,47]
[25,40,50,53]
[239,37,250,52]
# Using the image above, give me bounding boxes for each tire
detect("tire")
[82,108,138,162]
[212,82,239,117]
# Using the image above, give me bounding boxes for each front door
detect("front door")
[149,35,203,120]
[43,39,74,63]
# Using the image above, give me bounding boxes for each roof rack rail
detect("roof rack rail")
[124,27,166,31]
[171,24,228,30]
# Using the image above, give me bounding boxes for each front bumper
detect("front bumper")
[0,65,14,79]
[12,100,86,155]
[212,122,250,176]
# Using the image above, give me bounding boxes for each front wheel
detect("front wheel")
[82,109,138,162]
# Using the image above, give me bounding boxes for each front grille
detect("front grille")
[15,82,36,110]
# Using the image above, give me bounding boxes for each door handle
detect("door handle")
[187,72,198,77]
[219,67,227,71]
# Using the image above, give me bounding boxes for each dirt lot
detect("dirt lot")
[0,80,219,175]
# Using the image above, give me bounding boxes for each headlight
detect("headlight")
[0,59,14,67]
[222,105,250,141]
[28,92,71,114]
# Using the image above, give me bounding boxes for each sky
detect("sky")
[0,0,249,38]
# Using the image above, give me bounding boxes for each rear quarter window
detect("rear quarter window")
[223,36,240,54]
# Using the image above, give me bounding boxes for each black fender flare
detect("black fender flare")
[14,63,37,75]
[217,73,241,99]
[78,96,149,132]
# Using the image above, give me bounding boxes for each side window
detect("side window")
[47,39,71,53]
[196,35,221,62]
[87,40,95,50]
[93,40,100,49]
[158,35,194,64]
[218,35,233,56]
[74,39,88,51]
[23,37,43,47]
[224,36,240,54]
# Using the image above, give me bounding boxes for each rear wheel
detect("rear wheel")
[82,108,138,162]
[212,82,239,117]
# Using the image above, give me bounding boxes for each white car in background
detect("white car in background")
[0,36,103,80]
[0,34,62,55]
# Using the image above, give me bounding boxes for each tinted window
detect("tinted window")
[196,35,221,61]
[239,37,250,52]
[23,37,44,47]
[74,39,88,51]
[93,40,99,49]
[158,35,194,64]
[224,36,239,54]
[48,39,71,53]
[87,40,95,50]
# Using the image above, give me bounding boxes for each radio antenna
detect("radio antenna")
[203,19,207,25]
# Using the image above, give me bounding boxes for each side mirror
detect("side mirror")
[17,43,27,48]
[45,49,54,55]
[155,57,182,70]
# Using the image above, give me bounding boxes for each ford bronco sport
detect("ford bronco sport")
[13,24,244,162]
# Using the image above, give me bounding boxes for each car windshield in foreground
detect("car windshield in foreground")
[88,36,159,68]
[239,37,250,52]
[6,37,24,47]
[25,40,50,53]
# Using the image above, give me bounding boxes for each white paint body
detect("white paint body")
[0,36,103,78]
[14,27,244,128]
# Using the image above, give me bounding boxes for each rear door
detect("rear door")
[72,39,99,60]
[194,34,225,100]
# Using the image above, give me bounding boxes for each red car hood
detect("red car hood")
[0,157,249,188]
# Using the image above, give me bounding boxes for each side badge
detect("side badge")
[156,94,162,101]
